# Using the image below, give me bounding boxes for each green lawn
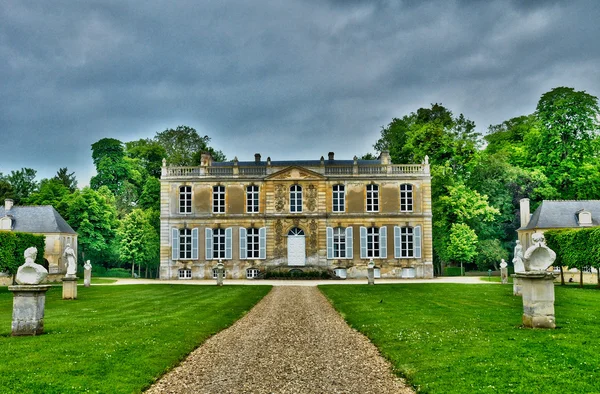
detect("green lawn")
[320,284,600,393]
[0,284,271,393]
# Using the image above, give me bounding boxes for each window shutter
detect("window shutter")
[380,226,387,258]
[414,225,422,258]
[394,226,401,258]
[172,228,179,260]
[191,228,199,260]
[239,228,247,260]
[360,226,367,259]
[205,228,213,260]
[259,227,267,259]
[326,227,333,259]
[345,227,353,259]
[225,227,232,259]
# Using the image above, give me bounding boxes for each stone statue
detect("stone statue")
[16,247,48,285]
[500,259,508,269]
[512,241,525,273]
[84,260,92,270]
[63,243,77,278]
[84,260,92,287]
[523,233,556,271]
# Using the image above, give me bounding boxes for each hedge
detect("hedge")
[0,231,46,277]
[545,228,600,287]
[444,266,464,276]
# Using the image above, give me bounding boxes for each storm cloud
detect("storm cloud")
[2,0,600,183]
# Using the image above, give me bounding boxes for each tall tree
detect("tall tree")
[26,178,70,209]
[6,168,38,204]
[118,209,159,278]
[125,139,166,179]
[155,125,226,165]
[53,167,78,192]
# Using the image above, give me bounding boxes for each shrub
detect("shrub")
[444,266,464,276]
[0,232,46,279]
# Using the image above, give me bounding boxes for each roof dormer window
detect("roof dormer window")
[578,210,592,226]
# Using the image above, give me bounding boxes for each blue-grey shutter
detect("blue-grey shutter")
[345,227,353,259]
[225,227,232,259]
[380,226,387,258]
[191,228,199,260]
[205,228,213,260]
[360,226,367,259]
[259,227,267,259]
[172,228,179,260]
[326,227,333,259]
[394,226,401,258]
[239,228,247,260]
[414,225,422,258]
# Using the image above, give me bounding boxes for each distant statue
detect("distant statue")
[16,247,48,285]
[512,241,525,273]
[500,259,508,269]
[63,243,77,277]
[84,260,92,271]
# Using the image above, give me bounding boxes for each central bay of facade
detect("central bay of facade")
[160,152,433,279]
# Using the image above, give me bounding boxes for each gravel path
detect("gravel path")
[146,286,413,394]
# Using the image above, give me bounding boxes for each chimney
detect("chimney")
[379,151,391,165]
[520,198,530,228]
[200,152,213,167]
[5,199,13,211]
[254,153,261,163]
[328,152,334,161]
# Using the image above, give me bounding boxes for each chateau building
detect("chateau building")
[159,152,433,279]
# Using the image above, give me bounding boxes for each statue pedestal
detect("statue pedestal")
[62,277,78,299]
[500,267,508,284]
[367,267,375,285]
[84,269,91,288]
[515,271,557,329]
[8,285,51,336]
[512,275,522,296]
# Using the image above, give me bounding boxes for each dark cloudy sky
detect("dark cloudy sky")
[2,0,600,185]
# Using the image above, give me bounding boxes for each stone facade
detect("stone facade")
[159,152,433,279]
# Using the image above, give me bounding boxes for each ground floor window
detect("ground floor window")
[246,268,260,279]
[212,268,226,279]
[374,267,381,279]
[178,269,192,279]
[333,267,347,279]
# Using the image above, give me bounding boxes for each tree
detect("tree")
[53,167,78,192]
[125,139,166,179]
[445,223,478,270]
[0,175,14,205]
[90,138,130,195]
[475,239,509,271]
[26,178,70,209]
[138,177,161,212]
[154,125,226,165]
[118,209,159,278]
[6,168,38,204]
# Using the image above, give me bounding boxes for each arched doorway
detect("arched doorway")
[287,227,305,266]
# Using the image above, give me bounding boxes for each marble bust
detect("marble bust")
[16,247,48,285]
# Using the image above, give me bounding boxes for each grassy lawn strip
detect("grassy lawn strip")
[0,284,271,393]
[320,284,600,394]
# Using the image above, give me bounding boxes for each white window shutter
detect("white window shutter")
[360,226,367,259]
[326,227,333,259]
[205,228,213,260]
[380,226,387,258]
[345,227,353,259]
[394,226,401,258]
[225,227,232,260]
[191,228,199,260]
[259,227,267,259]
[415,225,422,258]
[172,228,179,260]
[239,228,247,260]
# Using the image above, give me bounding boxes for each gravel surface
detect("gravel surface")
[146,286,413,394]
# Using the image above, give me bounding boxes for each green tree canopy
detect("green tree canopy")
[53,167,78,192]
[6,168,38,204]
[154,125,226,165]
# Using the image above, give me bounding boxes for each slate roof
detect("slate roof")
[522,200,600,230]
[0,205,76,234]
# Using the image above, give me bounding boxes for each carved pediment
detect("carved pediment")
[266,166,325,181]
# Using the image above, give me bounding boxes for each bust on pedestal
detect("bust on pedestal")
[514,233,558,329]
[62,244,78,299]
[9,247,51,336]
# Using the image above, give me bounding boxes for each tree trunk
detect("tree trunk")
[131,262,135,278]
[138,263,140,278]
[145,265,148,278]
[560,265,565,286]
[597,266,600,288]
[579,270,583,288]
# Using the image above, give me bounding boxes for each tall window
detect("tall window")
[290,185,303,212]
[179,228,192,259]
[394,225,421,258]
[400,184,413,212]
[366,184,379,212]
[179,186,192,214]
[333,228,346,258]
[332,184,345,212]
[366,227,380,258]
[213,185,225,213]
[246,228,260,259]
[401,227,414,257]
[246,185,259,213]
[213,228,225,259]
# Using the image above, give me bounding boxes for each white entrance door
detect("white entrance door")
[287,227,306,266]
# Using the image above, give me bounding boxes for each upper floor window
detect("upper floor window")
[394,225,421,258]
[290,185,303,213]
[332,184,345,212]
[400,184,413,212]
[205,227,233,260]
[247,185,259,213]
[366,184,379,212]
[360,226,387,259]
[240,227,267,260]
[213,185,225,213]
[171,227,199,260]
[326,227,353,259]
[179,186,192,214]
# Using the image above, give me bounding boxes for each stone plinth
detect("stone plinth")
[8,285,51,336]
[84,269,91,288]
[501,267,508,284]
[515,271,557,329]
[62,277,78,299]
[367,267,375,285]
[512,275,522,296]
